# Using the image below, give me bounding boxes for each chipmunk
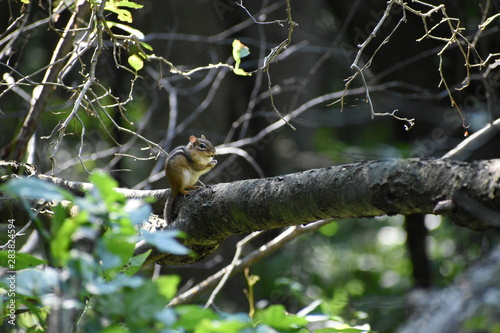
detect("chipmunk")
[163,135,217,224]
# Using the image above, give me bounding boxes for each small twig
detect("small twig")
[204,231,262,309]
[341,0,485,131]
[215,146,265,178]
[258,0,298,131]
[221,83,395,149]
[351,0,397,68]
[243,268,258,318]
[353,64,415,130]
[115,153,159,161]
[49,78,93,174]
[164,84,178,152]
[174,67,229,137]
[341,0,401,111]
[169,219,334,306]
[75,113,92,175]
[148,56,234,78]
[266,71,296,131]
[97,103,168,156]
[235,0,287,25]
[260,0,297,71]
[0,220,33,251]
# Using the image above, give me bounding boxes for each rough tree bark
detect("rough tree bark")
[2,158,499,265]
[141,158,500,265]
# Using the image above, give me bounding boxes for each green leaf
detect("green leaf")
[125,282,169,327]
[122,250,151,276]
[142,230,189,255]
[94,280,168,328]
[174,306,218,330]
[319,221,339,237]
[51,203,70,236]
[105,228,137,255]
[10,268,59,298]
[104,1,144,23]
[254,305,308,331]
[0,252,46,270]
[114,0,144,9]
[90,172,125,207]
[16,305,50,330]
[315,328,370,333]
[140,41,153,51]
[128,54,144,71]
[115,9,133,23]
[51,217,82,266]
[156,275,181,301]
[99,232,136,273]
[68,251,100,283]
[105,21,145,39]
[124,199,152,226]
[195,318,251,333]
[1,177,73,202]
[155,308,177,326]
[86,274,144,295]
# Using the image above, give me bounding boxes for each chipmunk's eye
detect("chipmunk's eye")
[199,143,206,149]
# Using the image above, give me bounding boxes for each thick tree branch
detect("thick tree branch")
[143,158,499,265]
[1,159,499,266]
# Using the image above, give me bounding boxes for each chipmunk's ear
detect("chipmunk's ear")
[189,135,197,143]
[201,134,206,139]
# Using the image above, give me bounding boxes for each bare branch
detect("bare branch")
[171,220,333,306]
[204,231,262,309]
[223,83,397,150]
[8,0,90,161]
[442,117,500,160]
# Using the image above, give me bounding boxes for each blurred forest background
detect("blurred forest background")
[1,0,499,331]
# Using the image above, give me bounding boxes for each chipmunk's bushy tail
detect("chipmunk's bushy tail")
[163,191,177,225]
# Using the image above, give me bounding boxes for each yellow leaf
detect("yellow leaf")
[233,68,252,76]
[128,54,144,71]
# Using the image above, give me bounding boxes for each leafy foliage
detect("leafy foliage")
[0,174,377,332]
[0,174,175,331]
[104,0,144,23]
